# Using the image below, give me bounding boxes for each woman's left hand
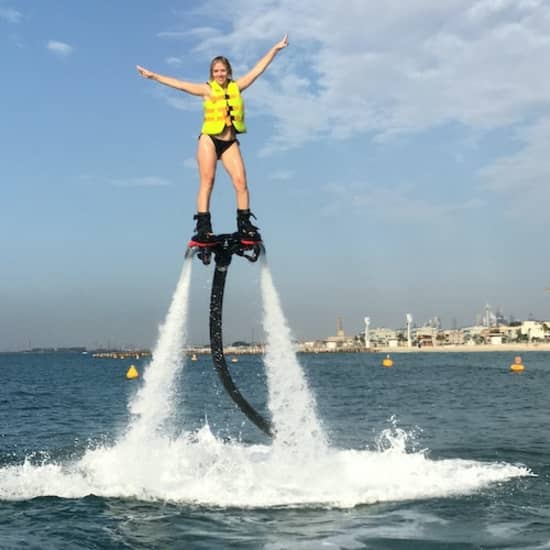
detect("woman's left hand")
[274,34,288,51]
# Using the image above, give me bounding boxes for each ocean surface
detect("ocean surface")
[1,261,549,549]
[1,350,549,549]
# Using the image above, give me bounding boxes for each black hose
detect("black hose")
[208,248,273,437]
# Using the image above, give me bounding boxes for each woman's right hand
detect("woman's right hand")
[136,65,155,79]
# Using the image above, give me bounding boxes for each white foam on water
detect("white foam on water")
[0,254,533,507]
[260,263,328,454]
[0,424,532,506]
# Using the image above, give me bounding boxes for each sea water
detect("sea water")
[1,262,549,548]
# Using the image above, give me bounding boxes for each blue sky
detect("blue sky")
[1,0,549,350]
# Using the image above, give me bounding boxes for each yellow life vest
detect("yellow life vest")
[201,80,246,135]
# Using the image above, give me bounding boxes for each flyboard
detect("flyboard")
[186,233,273,437]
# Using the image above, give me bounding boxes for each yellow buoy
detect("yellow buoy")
[382,354,393,368]
[126,365,139,379]
[510,356,525,372]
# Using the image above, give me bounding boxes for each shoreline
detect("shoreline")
[3,343,550,356]
[368,343,550,353]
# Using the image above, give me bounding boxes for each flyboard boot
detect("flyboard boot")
[189,212,217,248]
[237,209,262,245]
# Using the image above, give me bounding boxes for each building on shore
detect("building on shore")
[78,315,550,358]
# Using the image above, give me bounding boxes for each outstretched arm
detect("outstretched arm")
[236,34,288,91]
[136,65,210,96]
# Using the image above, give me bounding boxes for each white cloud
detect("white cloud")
[163,0,550,152]
[480,116,550,217]
[321,181,485,224]
[162,91,200,113]
[468,0,513,20]
[0,7,21,23]
[159,0,550,220]
[158,26,219,42]
[110,177,172,188]
[47,40,73,57]
[269,170,294,182]
[165,56,183,65]
[157,31,187,40]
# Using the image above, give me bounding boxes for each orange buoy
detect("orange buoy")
[510,356,525,372]
[382,354,393,368]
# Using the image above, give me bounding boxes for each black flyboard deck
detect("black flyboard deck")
[187,233,272,436]
[186,232,263,266]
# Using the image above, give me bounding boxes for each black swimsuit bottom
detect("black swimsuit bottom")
[205,135,240,159]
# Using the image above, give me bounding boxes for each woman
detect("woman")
[137,34,288,246]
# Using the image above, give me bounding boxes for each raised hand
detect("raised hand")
[136,65,155,79]
[274,34,288,51]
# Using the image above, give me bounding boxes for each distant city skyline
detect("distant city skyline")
[2,1,550,351]
[4,305,549,353]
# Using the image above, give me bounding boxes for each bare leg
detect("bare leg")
[196,135,218,212]
[220,142,249,210]
[221,143,261,241]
